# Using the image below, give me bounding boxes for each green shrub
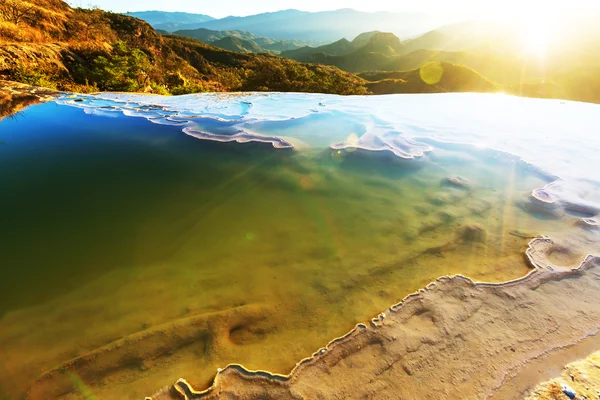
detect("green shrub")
[74,41,152,92]
[10,64,58,89]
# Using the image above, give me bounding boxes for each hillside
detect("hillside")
[171,27,306,54]
[210,36,264,53]
[172,27,263,43]
[281,38,356,61]
[295,32,406,73]
[281,32,404,64]
[0,1,368,95]
[361,62,499,94]
[400,30,448,54]
[278,23,600,103]
[350,31,381,48]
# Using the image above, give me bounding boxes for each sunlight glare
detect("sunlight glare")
[518,11,560,59]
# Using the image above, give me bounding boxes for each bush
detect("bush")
[73,41,152,91]
[10,63,58,89]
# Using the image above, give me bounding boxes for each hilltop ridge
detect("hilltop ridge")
[171,27,308,54]
[133,8,442,43]
[0,0,368,95]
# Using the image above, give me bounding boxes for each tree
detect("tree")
[0,0,37,25]
[76,41,152,91]
[73,7,110,41]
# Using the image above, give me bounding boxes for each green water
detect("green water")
[0,102,572,399]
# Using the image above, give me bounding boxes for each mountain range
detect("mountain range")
[274,19,600,103]
[171,27,308,54]
[135,9,448,44]
[125,11,214,26]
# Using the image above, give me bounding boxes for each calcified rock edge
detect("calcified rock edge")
[147,237,600,400]
[525,350,600,399]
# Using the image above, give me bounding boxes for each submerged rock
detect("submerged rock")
[457,224,487,243]
[428,193,453,206]
[519,189,562,218]
[532,188,555,204]
[443,176,470,189]
[578,217,599,229]
[563,201,600,217]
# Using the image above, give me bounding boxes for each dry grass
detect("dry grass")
[0,0,71,43]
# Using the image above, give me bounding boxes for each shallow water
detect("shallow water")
[0,93,599,400]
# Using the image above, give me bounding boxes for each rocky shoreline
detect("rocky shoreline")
[149,237,600,399]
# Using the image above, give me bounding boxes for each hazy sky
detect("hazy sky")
[73,0,600,18]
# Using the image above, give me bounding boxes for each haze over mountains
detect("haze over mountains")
[126,11,214,26]
[171,27,308,55]
[134,9,447,44]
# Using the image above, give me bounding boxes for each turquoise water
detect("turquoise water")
[0,93,598,400]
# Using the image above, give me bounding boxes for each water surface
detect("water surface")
[0,93,598,400]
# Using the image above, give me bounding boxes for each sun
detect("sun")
[523,23,550,57]
[519,13,559,59]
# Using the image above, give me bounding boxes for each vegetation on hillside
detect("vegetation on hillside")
[362,62,499,94]
[172,27,307,55]
[282,38,356,61]
[0,0,368,95]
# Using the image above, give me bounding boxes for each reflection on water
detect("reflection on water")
[0,92,40,121]
[0,95,598,400]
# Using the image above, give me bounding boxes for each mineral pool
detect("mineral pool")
[0,92,599,399]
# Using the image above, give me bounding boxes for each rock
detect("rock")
[443,176,470,189]
[532,188,555,204]
[562,384,576,399]
[578,217,598,229]
[518,190,562,218]
[457,224,487,243]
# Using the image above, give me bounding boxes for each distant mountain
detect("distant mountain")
[282,32,405,65]
[355,32,403,55]
[400,30,448,53]
[173,28,263,43]
[211,36,265,53]
[172,28,307,54]
[361,62,499,94]
[152,9,445,44]
[350,31,383,49]
[282,39,356,61]
[282,29,458,66]
[125,11,214,26]
[279,29,523,82]
[155,9,307,33]
[284,32,407,72]
[265,40,307,53]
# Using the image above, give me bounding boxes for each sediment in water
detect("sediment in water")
[1,83,599,400]
[147,237,600,400]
